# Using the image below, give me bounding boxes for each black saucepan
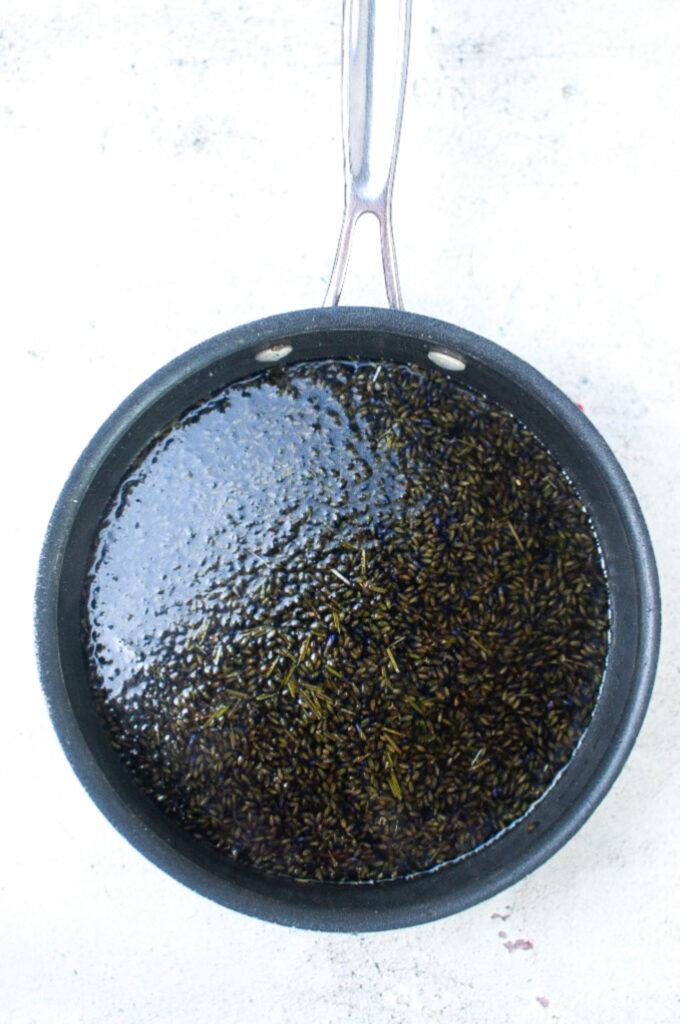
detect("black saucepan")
[35,0,660,931]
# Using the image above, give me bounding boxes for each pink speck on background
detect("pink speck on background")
[504,938,534,952]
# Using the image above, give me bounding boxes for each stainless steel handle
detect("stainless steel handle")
[324,0,412,310]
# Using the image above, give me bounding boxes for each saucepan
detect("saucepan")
[35,0,660,930]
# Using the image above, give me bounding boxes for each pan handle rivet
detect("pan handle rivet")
[255,344,293,363]
[428,349,466,372]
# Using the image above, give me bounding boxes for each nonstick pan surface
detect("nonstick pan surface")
[35,0,660,931]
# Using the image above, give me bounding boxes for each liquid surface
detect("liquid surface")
[84,360,609,882]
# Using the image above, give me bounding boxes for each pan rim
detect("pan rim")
[34,305,661,931]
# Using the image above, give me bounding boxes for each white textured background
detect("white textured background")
[2,0,679,1021]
